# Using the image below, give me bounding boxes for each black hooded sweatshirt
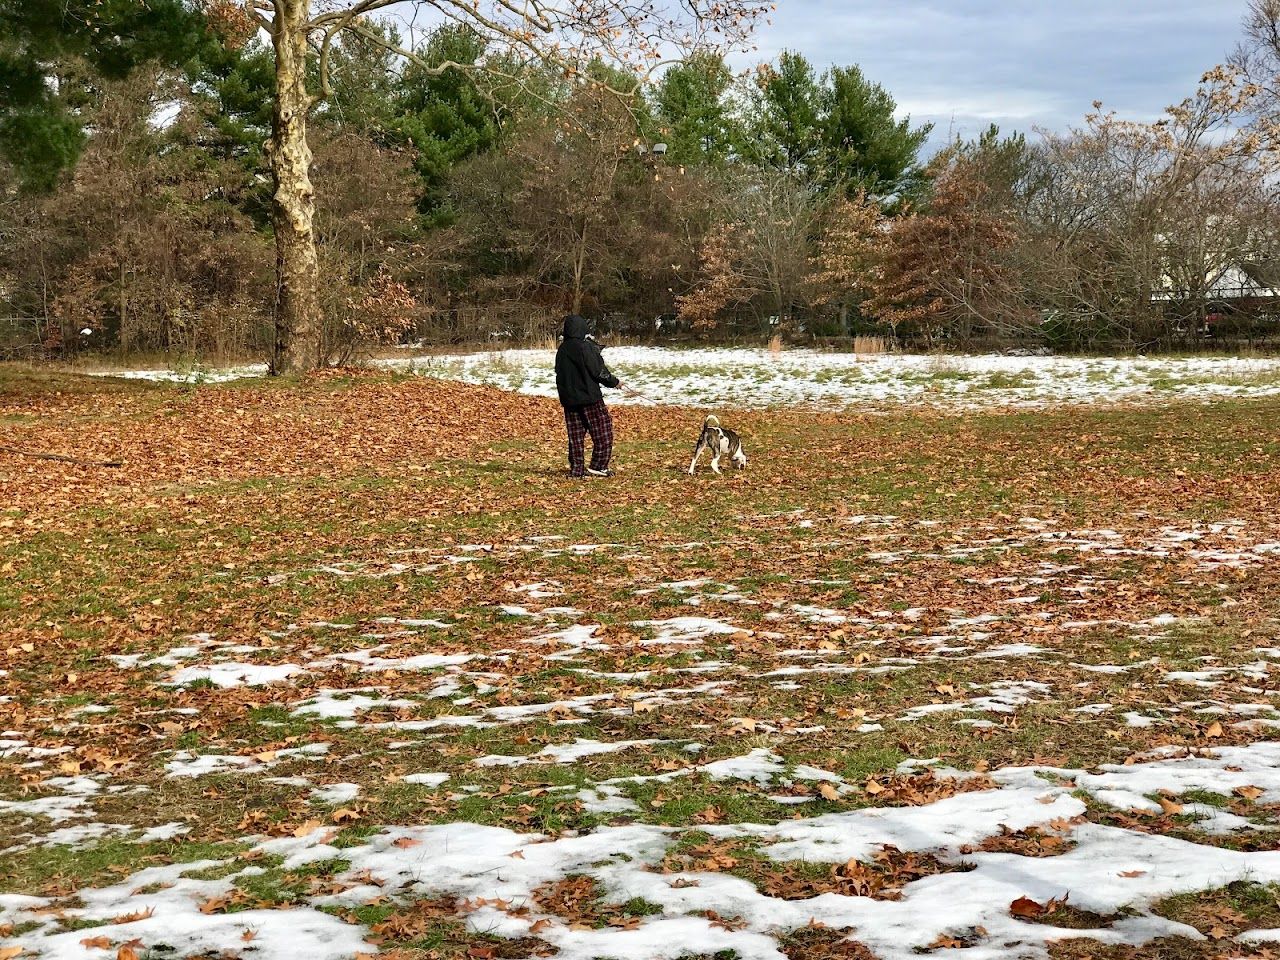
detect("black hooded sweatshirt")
[555,315,620,408]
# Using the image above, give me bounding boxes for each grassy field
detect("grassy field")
[3,366,1280,960]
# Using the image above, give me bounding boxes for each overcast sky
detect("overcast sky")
[738,0,1251,149]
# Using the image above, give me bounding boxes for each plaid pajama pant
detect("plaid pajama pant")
[563,401,614,476]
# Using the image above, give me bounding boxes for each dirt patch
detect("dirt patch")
[754,847,973,902]
[963,823,1080,858]
[1048,938,1267,960]
[1156,881,1280,941]
[530,875,659,930]
[860,770,998,807]
[780,926,877,959]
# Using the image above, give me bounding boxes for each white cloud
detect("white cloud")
[734,0,1249,150]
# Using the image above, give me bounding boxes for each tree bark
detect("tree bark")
[268,0,321,375]
[572,225,586,314]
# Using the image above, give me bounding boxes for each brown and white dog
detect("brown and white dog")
[688,415,747,475]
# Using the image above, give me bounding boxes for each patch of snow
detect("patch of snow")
[165,743,330,778]
[310,783,360,806]
[167,662,302,688]
[631,617,743,644]
[136,822,192,842]
[402,773,450,788]
[396,348,1280,411]
[291,690,417,720]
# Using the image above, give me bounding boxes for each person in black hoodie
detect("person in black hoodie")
[555,315,624,478]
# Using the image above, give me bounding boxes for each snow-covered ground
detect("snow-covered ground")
[7,746,1280,960]
[410,347,1280,409]
[91,348,1280,409]
[7,520,1280,958]
[99,362,269,385]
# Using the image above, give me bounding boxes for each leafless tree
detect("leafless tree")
[222,0,771,373]
[678,167,820,332]
[1022,69,1274,349]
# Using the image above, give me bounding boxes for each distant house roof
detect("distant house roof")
[1153,260,1280,302]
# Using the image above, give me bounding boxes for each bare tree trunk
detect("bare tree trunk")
[268,0,321,375]
[119,261,127,347]
[572,227,586,314]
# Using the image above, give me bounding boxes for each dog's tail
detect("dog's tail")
[703,415,721,429]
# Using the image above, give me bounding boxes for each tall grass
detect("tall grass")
[852,336,890,355]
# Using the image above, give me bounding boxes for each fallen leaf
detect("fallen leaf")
[1010,896,1046,918]
[110,908,154,925]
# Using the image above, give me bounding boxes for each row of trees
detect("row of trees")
[4,1,1280,363]
[0,2,939,362]
[0,0,773,370]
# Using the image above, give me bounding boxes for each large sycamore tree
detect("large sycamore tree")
[231,0,771,373]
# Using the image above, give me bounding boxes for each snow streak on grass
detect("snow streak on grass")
[410,347,1280,410]
[80,347,1280,410]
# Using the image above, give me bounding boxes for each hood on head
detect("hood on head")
[562,314,589,340]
